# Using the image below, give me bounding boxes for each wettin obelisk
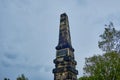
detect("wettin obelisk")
[53,13,78,80]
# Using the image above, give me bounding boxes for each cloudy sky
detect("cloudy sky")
[0,0,120,80]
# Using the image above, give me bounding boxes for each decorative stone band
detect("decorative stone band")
[53,56,77,65]
[53,66,78,75]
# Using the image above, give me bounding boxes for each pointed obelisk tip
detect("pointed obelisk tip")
[60,13,67,16]
[56,13,74,52]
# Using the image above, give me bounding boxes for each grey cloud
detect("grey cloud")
[15,64,52,73]
[16,64,43,70]
[0,60,11,67]
[44,65,52,72]
[4,52,18,60]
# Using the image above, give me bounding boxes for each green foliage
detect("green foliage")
[16,74,28,80]
[3,74,28,80]
[98,22,116,52]
[81,52,120,80]
[4,78,10,80]
[78,76,96,80]
[98,22,120,53]
[79,22,120,80]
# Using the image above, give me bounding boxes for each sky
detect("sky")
[0,0,120,80]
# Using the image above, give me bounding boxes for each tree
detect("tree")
[79,22,120,80]
[80,52,120,80]
[16,74,28,80]
[4,78,10,80]
[98,22,120,53]
[79,76,97,80]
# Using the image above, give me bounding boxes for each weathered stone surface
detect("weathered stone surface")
[56,13,74,52]
[53,13,78,80]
